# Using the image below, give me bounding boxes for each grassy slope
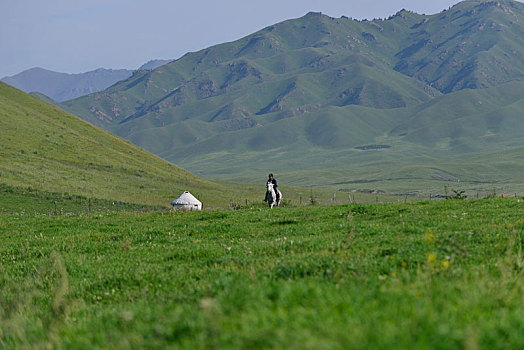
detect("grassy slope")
[0,199,522,348]
[390,80,524,149]
[0,82,264,208]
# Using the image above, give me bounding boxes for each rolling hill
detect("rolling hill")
[61,0,524,194]
[0,82,265,207]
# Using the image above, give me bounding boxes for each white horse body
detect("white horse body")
[266,182,282,208]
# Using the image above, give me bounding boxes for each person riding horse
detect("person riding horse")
[266,173,280,202]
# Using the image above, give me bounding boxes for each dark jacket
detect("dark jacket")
[267,178,277,188]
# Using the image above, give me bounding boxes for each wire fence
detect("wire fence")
[2,183,522,216]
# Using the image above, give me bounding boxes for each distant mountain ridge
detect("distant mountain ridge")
[1,67,132,102]
[61,0,524,192]
[138,59,173,70]
[1,59,172,102]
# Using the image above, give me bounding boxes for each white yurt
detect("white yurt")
[171,191,202,211]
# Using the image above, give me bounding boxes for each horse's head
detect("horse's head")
[267,182,274,192]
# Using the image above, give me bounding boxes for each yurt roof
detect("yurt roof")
[171,191,201,206]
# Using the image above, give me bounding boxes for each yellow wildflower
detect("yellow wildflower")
[426,252,437,264]
[441,258,451,269]
[425,230,435,244]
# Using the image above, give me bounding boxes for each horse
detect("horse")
[265,182,282,208]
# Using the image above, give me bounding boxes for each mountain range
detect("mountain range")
[60,0,524,194]
[1,59,172,102]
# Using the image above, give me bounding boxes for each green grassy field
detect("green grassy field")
[0,181,416,217]
[0,183,164,216]
[1,198,522,348]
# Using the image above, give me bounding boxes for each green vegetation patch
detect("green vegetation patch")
[0,184,162,215]
[1,199,522,348]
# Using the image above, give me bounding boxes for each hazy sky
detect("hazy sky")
[1,0,461,77]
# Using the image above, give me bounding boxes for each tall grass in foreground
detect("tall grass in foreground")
[0,199,523,348]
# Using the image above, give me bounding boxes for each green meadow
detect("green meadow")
[1,198,522,348]
[0,184,164,216]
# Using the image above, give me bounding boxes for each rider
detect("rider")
[267,173,280,201]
